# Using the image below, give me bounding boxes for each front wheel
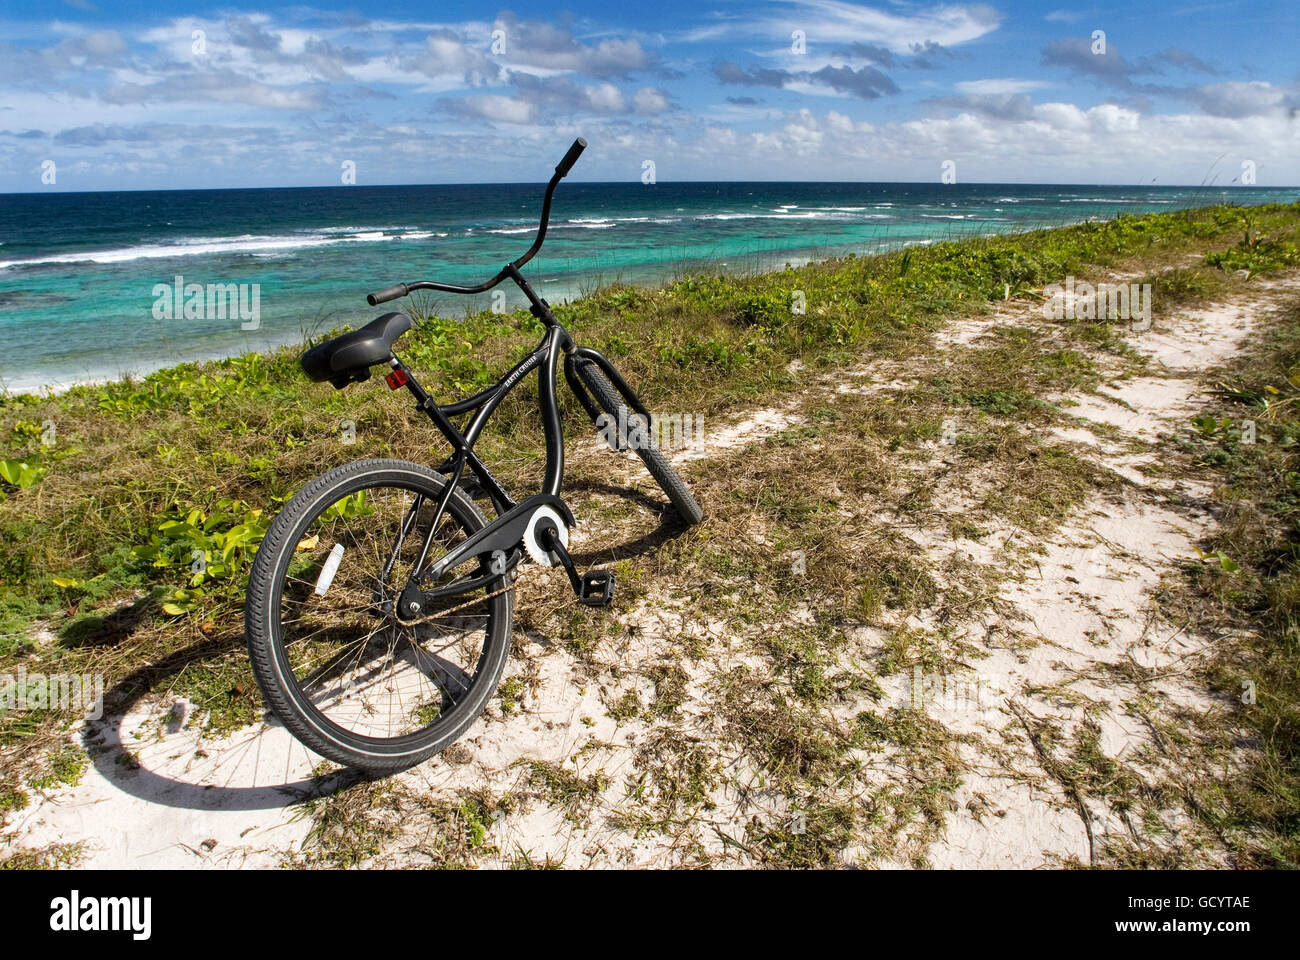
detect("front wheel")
[245,459,513,773]
[575,359,704,526]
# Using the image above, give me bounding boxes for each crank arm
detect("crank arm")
[420,493,574,583]
[535,519,616,607]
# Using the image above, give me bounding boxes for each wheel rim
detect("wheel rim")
[268,477,508,750]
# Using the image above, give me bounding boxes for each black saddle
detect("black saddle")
[301,312,412,388]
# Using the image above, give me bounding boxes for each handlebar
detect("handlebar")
[556,137,586,177]
[365,138,586,305]
[367,283,409,306]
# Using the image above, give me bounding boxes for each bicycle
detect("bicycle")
[244,139,703,773]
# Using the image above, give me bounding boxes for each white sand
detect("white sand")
[8,277,1293,868]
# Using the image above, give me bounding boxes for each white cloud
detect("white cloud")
[1031,101,1090,131]
[454,94,537,125]
[423,30,486,75]
[1187,81,1287,118]
[586,82,626,112]
[955,78,1051,95]
[696,0,1001,53]
[633,87,671,114]
[1088,103,1141,133]
[825,109,857,132]
[82,30,127,58]
[705,101,1299,183]
[491,15,658,78]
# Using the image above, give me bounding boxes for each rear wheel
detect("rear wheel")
[575,360,704,526]
[245,459,512,773]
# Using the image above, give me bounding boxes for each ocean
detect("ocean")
[1,181,1295,393]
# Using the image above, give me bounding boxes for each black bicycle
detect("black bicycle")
[245,139,702,772]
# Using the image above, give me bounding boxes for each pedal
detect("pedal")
[536,520,616,607]
[579,570,615,607]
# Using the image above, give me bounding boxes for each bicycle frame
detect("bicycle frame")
[355,138,662,607]
[381,264,648,599]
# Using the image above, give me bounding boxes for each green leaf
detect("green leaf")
[0,458,47,489]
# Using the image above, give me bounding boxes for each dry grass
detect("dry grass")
[3,201,1300,867]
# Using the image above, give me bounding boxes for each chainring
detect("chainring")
[522,505,569,567]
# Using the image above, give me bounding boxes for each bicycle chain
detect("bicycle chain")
[393,583,514,627]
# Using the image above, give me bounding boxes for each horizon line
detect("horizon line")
[3,180,1298,197]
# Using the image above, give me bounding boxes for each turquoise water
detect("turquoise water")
[1,181,1295,392]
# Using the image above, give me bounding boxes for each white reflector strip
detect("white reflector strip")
[314,544,345,596]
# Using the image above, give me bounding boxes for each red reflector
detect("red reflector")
[385,368,409,389]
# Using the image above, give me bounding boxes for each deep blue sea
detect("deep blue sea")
[1,181,1295,393]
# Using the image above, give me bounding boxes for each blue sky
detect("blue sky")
[2,0,1298,190]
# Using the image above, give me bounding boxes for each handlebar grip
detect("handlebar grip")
[555,138,587,177]
[366,283,409,306]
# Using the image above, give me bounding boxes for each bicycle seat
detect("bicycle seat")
[301,312,412,388]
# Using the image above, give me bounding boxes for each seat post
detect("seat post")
[390,356,463,451]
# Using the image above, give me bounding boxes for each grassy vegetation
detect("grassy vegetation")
[1161,291,1300,867]
[2,200,1299,867]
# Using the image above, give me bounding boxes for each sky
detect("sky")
[1,0,1298,190]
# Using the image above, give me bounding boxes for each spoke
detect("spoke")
[272,479,502,742]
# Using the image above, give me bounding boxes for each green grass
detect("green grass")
[0,841,84,869]
[518,759,608,826]
[3,202,1293,639]
[2,200,1299,865]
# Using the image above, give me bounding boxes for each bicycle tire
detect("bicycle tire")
[575,360,704,526]
[245,459,513,773]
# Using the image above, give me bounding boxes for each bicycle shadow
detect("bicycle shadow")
[80,629,365,813]
[559,479,692,565]
[73,481,688,816]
